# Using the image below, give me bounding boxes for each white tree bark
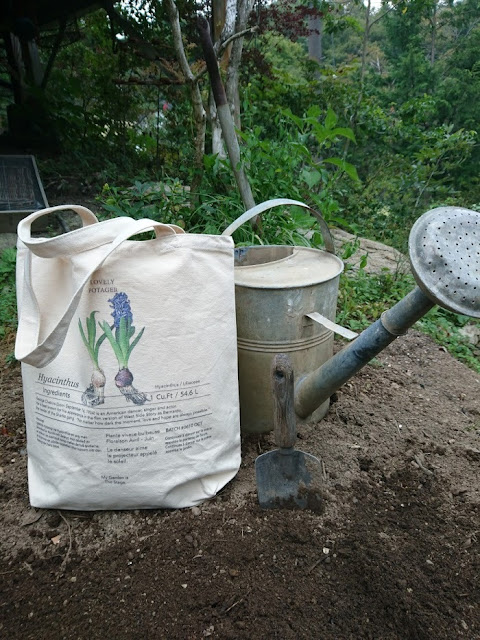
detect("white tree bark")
[225,0,255,129]
[164,0,254,170]
[221,0,238,41]
[210,0,255,155]
[211,0,238,157]
[210,92,226,158]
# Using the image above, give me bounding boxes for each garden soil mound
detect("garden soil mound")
[1,331,479,639]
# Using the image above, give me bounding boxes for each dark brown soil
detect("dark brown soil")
[1,331,480,639]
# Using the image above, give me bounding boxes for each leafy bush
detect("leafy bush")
[97,177,336,248]
[96,106,359,247]
[342,95,478,251]
[0,248,17,341]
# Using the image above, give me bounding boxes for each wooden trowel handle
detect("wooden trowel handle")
[272,354,297,449]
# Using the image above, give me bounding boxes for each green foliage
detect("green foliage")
[46,11,149,154]
[78,311,107,369]
[97,175,241,237]
[337,268,412,331]
[0,248,17,340]
[257,33,310,84]
[342,94,477,250]
[97,174,333,248]
[34,7,187,182]
[237,106,358,227]
[99,180,191,224]
[304,0,478,251]
[96,105,358,248]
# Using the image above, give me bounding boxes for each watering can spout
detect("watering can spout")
[294,287,435,419]
[295,205,480,420]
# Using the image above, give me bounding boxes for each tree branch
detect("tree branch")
[113,76,184,87]
[104,4,186,84]
[163,0,206,198]
[368,0,403,30]
[192,28,258,82]
[215,25,258,57]
[103,3,161,61]
[41,18,66,90]
[164,0,195,83]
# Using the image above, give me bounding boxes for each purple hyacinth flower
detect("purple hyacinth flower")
[108,292,133,328]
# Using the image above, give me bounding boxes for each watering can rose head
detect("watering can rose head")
[109,292,133,327]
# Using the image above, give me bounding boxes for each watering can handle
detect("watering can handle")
[221,199,336,254]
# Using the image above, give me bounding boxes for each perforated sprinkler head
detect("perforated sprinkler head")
[408,206,480,319]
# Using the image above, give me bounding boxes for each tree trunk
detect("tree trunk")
[41,18,66,90]
[164,0,206,198]
[359,0,371,99]
[211,0,237,156]
[210,92,226,158]
[4,33,24,104]
[197,16,256,216]
[225,0,255,129]
[430,2,437,67]
[308,14,323,64]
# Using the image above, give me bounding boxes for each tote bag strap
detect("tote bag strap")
[16,210,184,368]
[18,205,139,258]
[221,198,336,254]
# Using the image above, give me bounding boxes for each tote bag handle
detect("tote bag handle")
[17,204,173,258]
[16,207,184,368]
[221,198,336,254]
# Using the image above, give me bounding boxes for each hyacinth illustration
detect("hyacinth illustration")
[99,292,147,405]
[78,311,107,406]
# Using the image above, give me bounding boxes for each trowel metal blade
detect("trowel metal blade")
[255,448,324,511]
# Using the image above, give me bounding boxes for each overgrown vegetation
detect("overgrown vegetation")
[0,249,18,342]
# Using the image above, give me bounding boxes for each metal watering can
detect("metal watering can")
[223,200,480,433]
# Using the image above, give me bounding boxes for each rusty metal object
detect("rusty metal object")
[229,203,480,430]
[255,354,324,511]
[409,206,480,318]
[225,199,344,434]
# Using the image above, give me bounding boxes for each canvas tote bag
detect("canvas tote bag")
[15,205,241,510]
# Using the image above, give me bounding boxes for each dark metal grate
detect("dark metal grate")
[0,155,48,213]
[0,155,49,232]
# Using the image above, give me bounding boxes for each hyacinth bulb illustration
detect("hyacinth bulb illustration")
[99,292,147,405]
[78,311,107,406]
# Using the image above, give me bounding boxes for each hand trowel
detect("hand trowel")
[255,353,324,511]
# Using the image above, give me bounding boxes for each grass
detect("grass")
[337,266,480,374]
[0,248,17,341]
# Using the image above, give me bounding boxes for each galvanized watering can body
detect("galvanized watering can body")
[224,200,344,433]
[234,245,343,432]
